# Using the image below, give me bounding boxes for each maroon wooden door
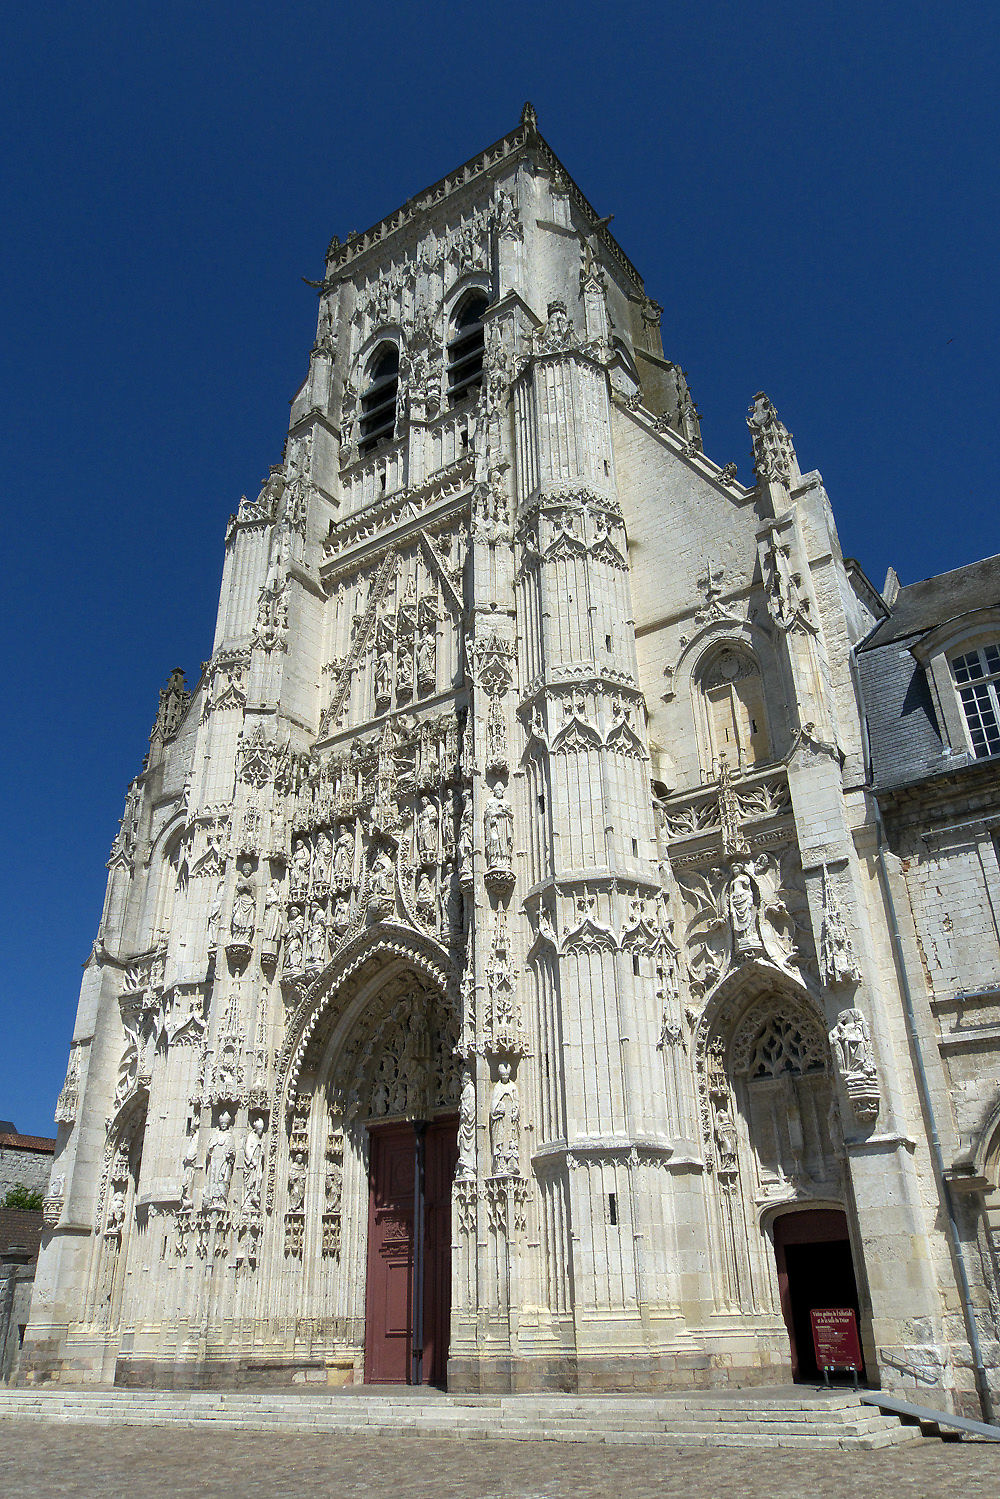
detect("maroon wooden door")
[365,1118,458,1386]
[365,1125,416,1384]
[423,1118,459,1386]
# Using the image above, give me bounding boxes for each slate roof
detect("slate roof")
[857,552,1000,791]
[860,553,1000,650]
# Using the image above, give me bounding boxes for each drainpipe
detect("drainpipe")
[873,802,995,1423]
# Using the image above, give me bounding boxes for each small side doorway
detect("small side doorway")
[773,1208,866,1382]
[364,1118,458,1386]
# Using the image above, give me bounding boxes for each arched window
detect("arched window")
[360,344,399,454]
[700,647,770,771]
[447,292,489,405]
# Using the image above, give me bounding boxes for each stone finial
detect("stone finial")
[520,101,539,132]
[149,667,189,745]
[747,391,800,489]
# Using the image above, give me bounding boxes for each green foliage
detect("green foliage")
[1,1184,45,1211]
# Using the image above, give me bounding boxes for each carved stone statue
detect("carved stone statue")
[370,845,394,899]
[456,1068,476,1181]
[416,628,436,693]
[204,1112,235,1209]
[714,1108,739,1173]
[417,797,439,864]
[333,829,355,890]
[727,861,762,955]
[489,1063,520,1177]
[306,902,327,966]
[241,1115,265,1216]
[829,1007,880,1124]
[375,637,394,703]
[458,792,474,878]
[287,1150,307,1213]
[180,1131,198,1210]
[396,640,414,696]
[830,1008,876,1082]
[230,860,256,945]
[106,1183,127,1233]
[313,831,332,886]
[484,781,514,870]
[291,838,311,890]
[261,879,282,954]
[284,905,304,970]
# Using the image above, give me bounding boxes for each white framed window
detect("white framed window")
[951,644,1000,759]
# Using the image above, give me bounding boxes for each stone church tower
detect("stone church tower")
[25,106,999,1412]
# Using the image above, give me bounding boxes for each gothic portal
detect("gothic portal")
[25,106,1000,1414]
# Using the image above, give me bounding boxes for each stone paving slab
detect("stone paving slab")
[1,1423,999,1499]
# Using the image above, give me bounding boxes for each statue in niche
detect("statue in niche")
[204,1112,236,1209]
[313,831,332,886]
[375,636,394,704]
[484,782,514,870]
[331,892,351,935]
[106,1183,127,1233]
[416,627,436,693]
[180,1131,197,1210]
[396,640,414,696]
[230,861,256,944]
[241,1115,265,1216]
[333,829,355,890]
[261,879,282,955]
[284,905,304,970]
[456,1068,477,1181]
[714,1108,739,1174]
[417,797,439,864]
[727,860,763,955]
[370,845,394,900]
[306,902,327,966]
[415,869,436,924]
[291,838,311,891]
[830,1008,877,1083]
[325,1161,342,1213]
[287,1150,307,1213]
[443,865,464,936]
[489,1063,520,1177]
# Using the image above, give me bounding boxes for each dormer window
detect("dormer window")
[951,645,1000,758]
[360,344,399,454]
[447,293,489,406]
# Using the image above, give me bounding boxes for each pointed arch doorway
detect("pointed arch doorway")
[773,1208,866,1383]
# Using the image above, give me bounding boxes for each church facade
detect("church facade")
[24,107,1000,1417]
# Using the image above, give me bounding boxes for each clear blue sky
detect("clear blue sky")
[2,2,997,1134]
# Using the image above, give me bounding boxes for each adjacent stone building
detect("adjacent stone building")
[22,107,1000,1417]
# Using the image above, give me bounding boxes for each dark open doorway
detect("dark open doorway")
[364,1118,457,1386]
[773,1208,866,1383]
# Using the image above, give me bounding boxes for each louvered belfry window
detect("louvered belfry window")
[447,293,488,406]
[360,345,400,454]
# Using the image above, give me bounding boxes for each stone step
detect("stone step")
[0,1387,926,1448]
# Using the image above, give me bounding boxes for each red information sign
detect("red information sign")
[810,1307,862,1371]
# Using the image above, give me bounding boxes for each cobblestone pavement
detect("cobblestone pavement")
[1,1424,999,1499]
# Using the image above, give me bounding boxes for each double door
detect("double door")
[364,1118,457,1385]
